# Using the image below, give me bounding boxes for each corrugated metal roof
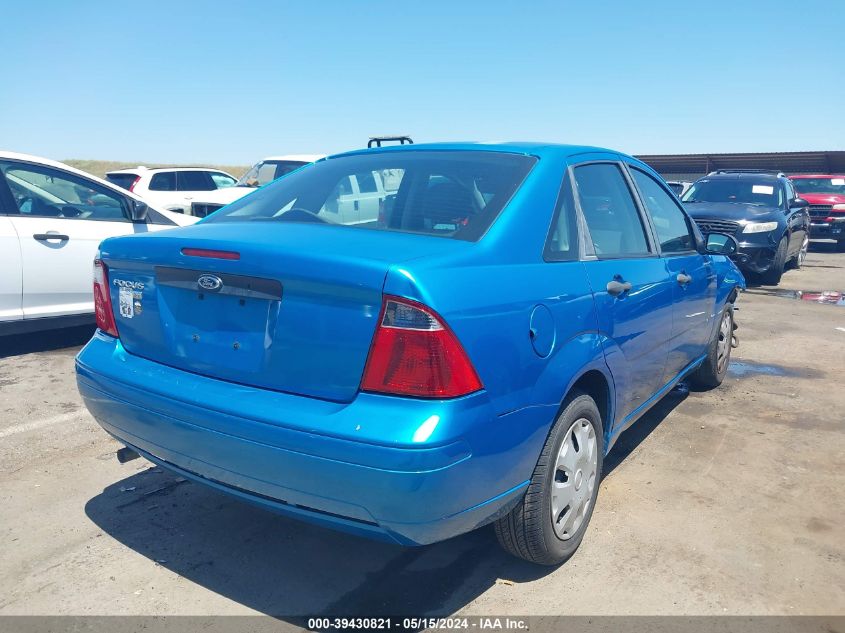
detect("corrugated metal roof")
[636,151,845,179]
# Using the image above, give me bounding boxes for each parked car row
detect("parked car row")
[676,169,845,285]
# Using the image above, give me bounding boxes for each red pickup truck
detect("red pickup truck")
[789,175,845,250]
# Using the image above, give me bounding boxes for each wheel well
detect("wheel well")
[569,370,611,428]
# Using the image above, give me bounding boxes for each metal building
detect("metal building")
[636,151,845,182]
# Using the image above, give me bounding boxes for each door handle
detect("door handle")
[606,279,632,296]
[677,272,692,285]
[33,233,70,241]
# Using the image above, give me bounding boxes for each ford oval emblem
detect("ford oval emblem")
[197,274,223,292]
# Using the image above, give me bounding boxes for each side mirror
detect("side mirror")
[704,232,738,256]
[129,199,149,222]
[790,198,810,209]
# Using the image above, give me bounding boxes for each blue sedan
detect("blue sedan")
[76,143,744,565]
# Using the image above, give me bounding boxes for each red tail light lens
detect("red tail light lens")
[93,259,118,337]
[361,296,482,398]
[128,176,141,192]
[181,247,241,260]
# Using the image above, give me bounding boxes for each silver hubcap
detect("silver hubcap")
[716,310,732,373]
[551,418,598,540]
[799,236,809,265]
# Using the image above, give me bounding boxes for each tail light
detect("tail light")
[361,296,482,398]
[128,176,141,192]
[93,259,118,337]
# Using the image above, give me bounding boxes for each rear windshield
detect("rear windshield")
[682,178,783,206]
[791,177,845,195]
[206,151,537,241]
[105,174,138,190]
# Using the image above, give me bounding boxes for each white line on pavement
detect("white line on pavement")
[0,411,89,439]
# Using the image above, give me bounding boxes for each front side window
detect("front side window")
[630,168,695,254]
[149,172,176,191]
[176,171,215,192]
[205,151,536,241]
[573,163,650,257]
[0,161,128,221]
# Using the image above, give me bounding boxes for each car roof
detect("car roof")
[261,154,326,163]
[702,172,783,180]
[106,166,234,175]
[789,174,845,179]
[328,142,630,162]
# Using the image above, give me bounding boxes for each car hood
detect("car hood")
[156,208,199,226]
[795,193,845,205]
[190,186,255,205]
[683,201,779,221]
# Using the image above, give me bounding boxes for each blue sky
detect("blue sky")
[1,0,842,163]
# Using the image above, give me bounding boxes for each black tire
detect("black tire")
[494,391,604,566]
[690,304,733,390]
[761,236,788,285]
[787,234,809,270]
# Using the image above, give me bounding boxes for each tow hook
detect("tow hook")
[116,446,140,464]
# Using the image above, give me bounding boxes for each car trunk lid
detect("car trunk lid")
[100,222,464,402]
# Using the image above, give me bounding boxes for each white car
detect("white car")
[188,154,325,217]
[0,152,197,334]
[105,166,239,214]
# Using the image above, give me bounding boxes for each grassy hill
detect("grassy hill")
[63,159,251,180]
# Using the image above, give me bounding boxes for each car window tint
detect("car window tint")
[106,174,138,190]
[356,171,379,193]
[630,168,695,254]
[573,163,650,257]
[273,161,307,180]
[149,172,176,191]
[210,173,237,189]
[177,171,215,191]
[0,161,128,222]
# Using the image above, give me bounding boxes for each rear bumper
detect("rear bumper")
[76,334,546,545]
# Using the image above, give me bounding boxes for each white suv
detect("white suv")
[106,167,239,215]
[188,155,324,217]
[0,152,196,334]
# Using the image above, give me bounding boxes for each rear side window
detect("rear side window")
[573,163,650,257]
[210,172,237,188]
[106,174,139,190]
[206,151,536,241]
[149,172,176,191]
[177,171,215,191]
[630,168,695,254]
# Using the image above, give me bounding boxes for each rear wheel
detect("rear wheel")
[690,304,733,390]
[494,392,603,565]
[761,236,788,285]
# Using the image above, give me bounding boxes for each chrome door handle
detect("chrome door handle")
[677,273,692,285]
[607,279,632,296]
